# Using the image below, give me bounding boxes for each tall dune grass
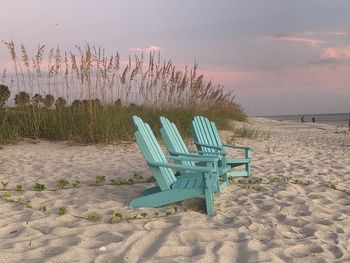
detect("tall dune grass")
[0,41,245,144]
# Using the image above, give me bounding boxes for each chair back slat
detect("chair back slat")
[202,116,222,147]
[133,116,177,190]
[160,117,195,167]
[192,116,223,152]
[210,120,223,146]
[192,116,215,152]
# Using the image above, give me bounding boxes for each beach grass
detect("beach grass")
[0,99,245,144]
[0,41,245,144]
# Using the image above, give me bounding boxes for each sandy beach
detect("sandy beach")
[0,118,349,263]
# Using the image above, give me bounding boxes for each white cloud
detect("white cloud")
[129,45,160,53]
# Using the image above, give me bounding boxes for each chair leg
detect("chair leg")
[204,189,214,216]
[216,178,220,193]
[246,163,250,177]
[219,173,229,190]
[204,175,215,216]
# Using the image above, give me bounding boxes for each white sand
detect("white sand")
[0,118,349,263]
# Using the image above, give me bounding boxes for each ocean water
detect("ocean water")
[265,113,350,127]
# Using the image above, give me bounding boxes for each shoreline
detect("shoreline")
[0,118,349,262]
[259,113,350,128]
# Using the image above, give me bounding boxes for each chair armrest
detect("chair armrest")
[166,155,219,162]
[188,149,227,156]
[222,144,251,159]
[169,151,224,160]
[147,161,215,173]
[222,144,251,151]
[194,142,224,151]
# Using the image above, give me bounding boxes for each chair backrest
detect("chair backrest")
[191,116,223,153]
[133,116,177,191]
[160,116,195,167]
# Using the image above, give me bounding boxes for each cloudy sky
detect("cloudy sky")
[1,0,350,115]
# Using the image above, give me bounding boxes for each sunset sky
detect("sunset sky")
[1,0,350,115]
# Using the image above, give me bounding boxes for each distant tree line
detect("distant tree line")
[0,84,111,109]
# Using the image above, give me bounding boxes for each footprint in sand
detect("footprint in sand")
[284,243,323,258]
[324,244,344,259]
[42,246,68,257]
[49,235,82,247]
[315,230,339,245]
[94,231,124,243]
[276,225,304,240]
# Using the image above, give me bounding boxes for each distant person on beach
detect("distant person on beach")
[312,117,315,123]
[301,116,304,123]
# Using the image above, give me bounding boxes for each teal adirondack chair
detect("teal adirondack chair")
[130,115,220,216]
[159,116,229,190]
[191,116,251,177]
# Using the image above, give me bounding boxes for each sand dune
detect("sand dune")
[0,118,349,262]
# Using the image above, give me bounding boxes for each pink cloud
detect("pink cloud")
[303,31,349,37]
[323,31,349,36]
[268,35,325,47]
[197,63,350,114]
[267,30,350,49]
[322,46,350,59]
[198,65,257,84]
[129,45,160,53]
[197,63,350,94]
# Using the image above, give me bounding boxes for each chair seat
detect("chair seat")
[172,175,217,190]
